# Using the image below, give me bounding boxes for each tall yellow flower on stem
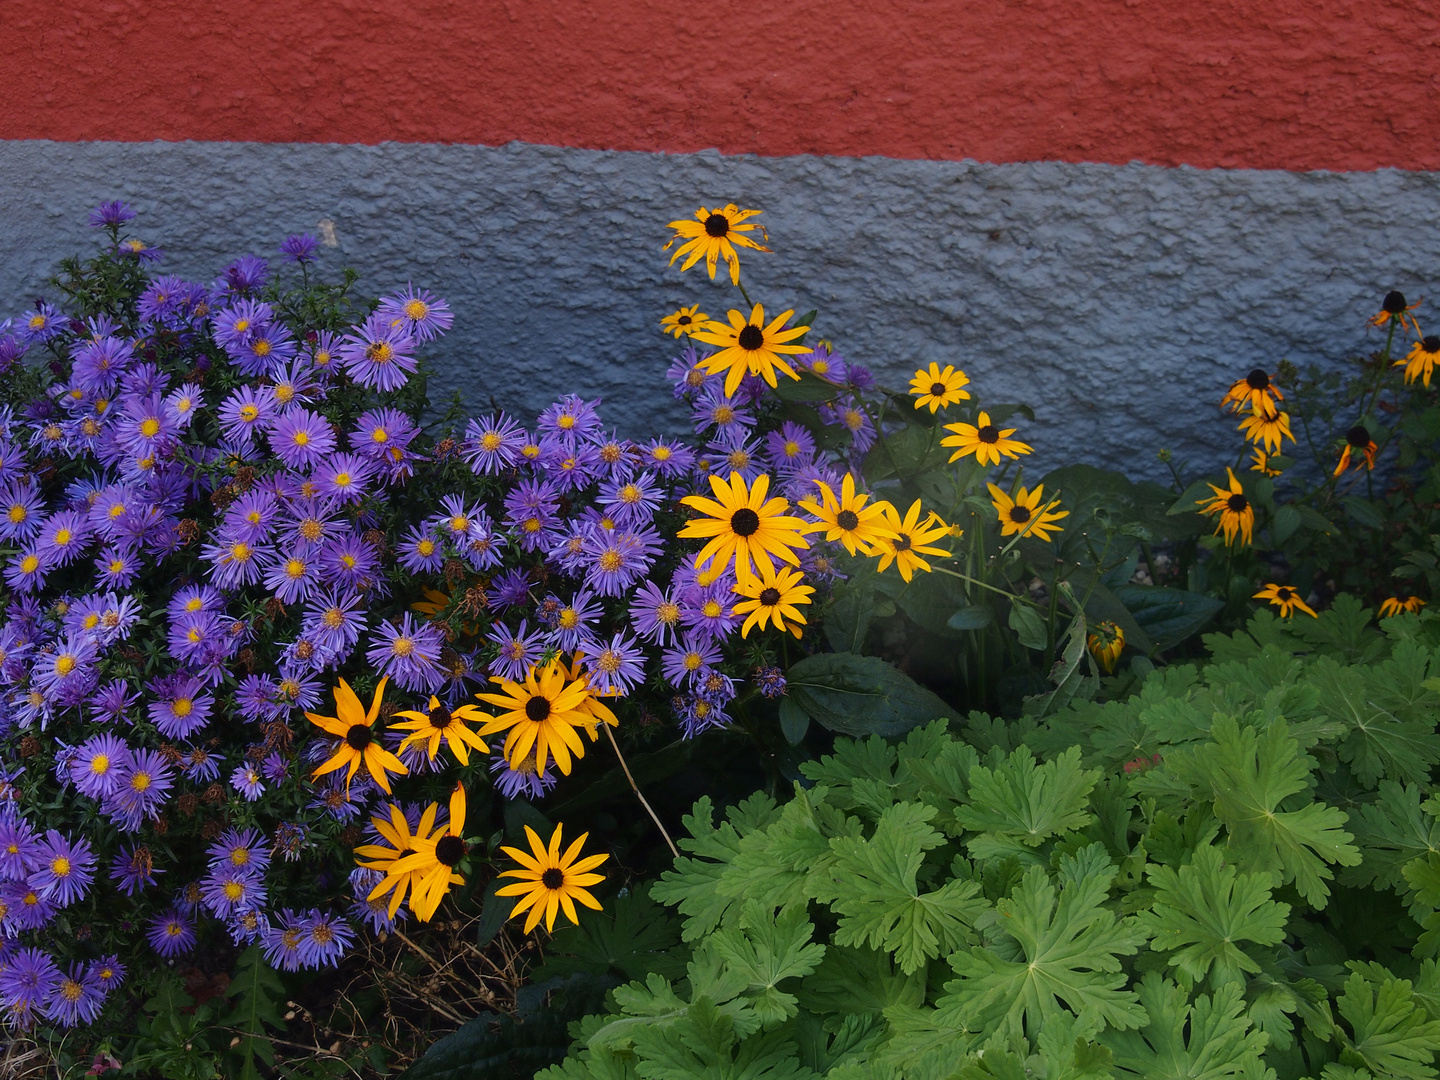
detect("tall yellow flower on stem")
[660,304,709,339]
[389,696,490,765]
[1221,369,1284,414]
[1197,468,1254,547]
[1253,583,1317,618]
[1379,596,1426,617]
[496,823,608,933]
[664,204,770,285]
[1399,335,1440,387]
[732,566,814,638]
[1333,425,1377,476]
[942,411,1033,466]
[355,802,441,919]
[476,659,597,775]
[691,305,812,396]
[1368,289,1421,335]
[1237,399,1294,453]
[306,678,408,794]
[909,363,971,413]
[797,474,895,556]
[871,500,952,582]
[679,472,809,585]
[988,483,1068,542]
[385,783,470,922]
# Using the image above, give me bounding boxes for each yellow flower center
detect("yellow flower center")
[557,415,576,430]
[172,698,194,717]
[131,772,151,792]
[90,754,110,774]
[333,472,352,488]
[285,558,305,578]
[702,600,722,618]
[140,418,161,437]
[230,542,252,561]
[293,430,310,447]
[224,881,244,901]
[558,609,579,629]
[54,528,73,546]
[404,299,429,320]
[6,505,25,523]
[366,342,394,364]
[55,655,77,676]
[619,484,641,504]
[481,432,502,450]
[17,555,36,575]
[275,384,295,403]
[417,539,435,555]
[371,427,388,443]
[239,404,259,422]
[684,651,703,671]
[392,636,415,657]
[51,855,71,876]
[598,551,622,572]
[234,318,251,333]
[323,608,345,628]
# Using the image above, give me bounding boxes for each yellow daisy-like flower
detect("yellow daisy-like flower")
[797,474,896,556]
[559,654,620,743]
[1236,399,1294,453]
[1368,289,1421,335]
[385,783,470,922]
[355,801,441,919]
[1249,448,1283,477]
[1253,583,1317,618]
[664,204,770,286]
[678,471,810,585]
[475,659,597,776]
[988,483,1069,543]
[1087,621,1125,673]
[1220,369,1284,414]
[909,363,972,413]
[1379,595,1426,617]
[1333,425,1378,477]
[660,304,709,339]
[1197,468,1254,547]
[1398,334,1440,387]
[941,411,1033,467]
[871,500,952,582]
[731,566,814,639]
[496,823,608,934]
[691,304,813,396]
[306,678,408,794]
[389,695,491,765]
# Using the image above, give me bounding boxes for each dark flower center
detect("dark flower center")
[1276,587,1295,600]
[759,587,781,606]
[344,724,372,750]
[1246,369,1270,390]
[836,509,860,531]
[1227,493,1249,512]
[730,508,761,536]
[1383,290,1408,314]
[930,381,947,395]
[435,835,467,866]
[677,314,692,325]
[1009,505,1032,523]
[428,705,453,730]
[895,534,913,551]
[737,325,764,351]
[1346,425,1372,447]
[977,425,999,443]
[525,695,551,722]
[541,867,565,889]
[704,213,729,238]
[1425,335,1440,353]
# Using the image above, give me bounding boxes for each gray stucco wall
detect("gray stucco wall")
[2,139,1437,479]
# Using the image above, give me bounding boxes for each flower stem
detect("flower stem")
[603,723,679,859]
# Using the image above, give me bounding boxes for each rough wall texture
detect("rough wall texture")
[2,139,1437,477]
[7,0,1440,171]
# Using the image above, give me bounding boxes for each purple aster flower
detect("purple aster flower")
[34,633,101,705]
[430,494,487,545]
[182,746,223,783]
[693,386,755,436]
[630,580,684,646]
[799,343,847,383]
[282,497,345,551]
[0,480,44,543]
[695,667,738,708]
[678,694,730,738]
[490,568,533,611]
[146,909,196,958]
[93,543,139,587]
[219,254,270,297]
[276,666,324,713]
[537,394,602,441]
[366,613,444,693]
[378,285,453,342]
[306,329,341,378]
[639,437,694,478]
[4,879,56,931]
[308,775,363,822]
[269,408,336,470]
[488,749,559,801]
[318,531,381,591]
[297,909,355,969]
[0,813,40,883]
[230,763,266,802]
[70,734,130,800]
[0,947,60,1022]
[70,335,132,392]
[227,909,271,946]
[89,200,136,228]
[600,471,662,527]
[396,524,444,574]
[706,430,765,483]
[35,510,91,567]
[209,826,272,876]
[754,666,788,699]
[88,956,125,994]
[216,384,277,445]
[88,678,138,723]
[583,631,646,696]
[116,236,163,262]
[200,530,265,588]
[661,635,723,687]
[262,752,288,784]
[103,749,174,832]
[19,302,66,345]
[262,547,320,604]
[148,675,214,740]
[235,674,282,722]
[666,345,712,398]
[462,412,525,475]
[350,406,418,462]
[45,962,106,1027]
[164,381,204,428]
[212,298,273,350]
[544,588,604,653]
[582,527,662,597]
[681,583,740,643]
[461,521,505,572]
[273,822,309,862]
[238,319,300,376]
[487,619,543,682]
[313,452,374,504]
[269,357,319,407]
[261,910,308,972]
[201,866,267,920]
[338,312,418,391]
[820,397,876,455]
[279,233,321,264]
[349,868,404,934]
[765,422,817,473]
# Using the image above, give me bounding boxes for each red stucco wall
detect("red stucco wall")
[8,0,1439,171]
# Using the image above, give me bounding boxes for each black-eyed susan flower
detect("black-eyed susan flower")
[1368,289,1421,335]
[1197,468,1255,547]
[389,695,490,765]
[1254,583,1317,618]
[1236,399,1294,453]
[1087,621,1125,673]
[1249,448,1283,477]
[660,304,708,339]
[909,363,971,413]
[797,474,895,556]
[355,802,440,919]
[1221,369,1284,414]
[665,204,770,285]
[691,305,812,396]
[942,412,1032,467]
[732,566,814,638]
[989,483,1068,543]
[496,823,608,934]
[872,500,953,581]
[475,659,598,776]
[1379,595,1426,617]
[307,678,408,794]
[679,472,809,585]
[1333,424,1377,477]
[386,783,470,922]
[1399,335,1440,387]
